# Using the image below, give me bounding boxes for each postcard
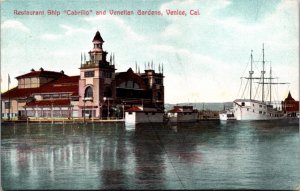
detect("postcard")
[1,0,299,190]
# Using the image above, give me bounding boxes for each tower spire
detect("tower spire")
[92,31,104,52]
[110,53,112,65]
[158,63,161,73]
[151,60,153,70]
[135,61,137,73]
[113,53,115,65]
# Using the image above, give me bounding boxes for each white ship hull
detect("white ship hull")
[233,99,284,120]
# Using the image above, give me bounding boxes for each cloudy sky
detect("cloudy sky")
[1,0,298,103]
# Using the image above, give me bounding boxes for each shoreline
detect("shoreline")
[1,118,220,124]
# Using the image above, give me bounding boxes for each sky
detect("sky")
[1,0,299,103]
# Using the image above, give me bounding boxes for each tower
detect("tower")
[141,62,164,110]
[78,31,116,118]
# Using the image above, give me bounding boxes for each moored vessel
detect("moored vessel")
[220,44,296,121]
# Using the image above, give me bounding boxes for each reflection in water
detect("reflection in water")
[1,121,299,190]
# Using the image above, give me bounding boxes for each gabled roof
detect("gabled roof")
[115,68,147,89]
[16,69,66,79]
[45,75,79,87]
[34,75,79,96]
[125,106,142,112]
[168,107,182,113]
[1,87,40,99]
[92,31,104,43]
[1,75,79,99]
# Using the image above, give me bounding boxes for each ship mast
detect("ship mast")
[262,44,265,102]
[269,64,272,104]
[249,50,254,100]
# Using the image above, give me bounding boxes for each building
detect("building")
[1,31,164,120]
[282,91,299,117]
[167,106,198,123]
[78,31,164,119]
[125,106,165,125]
[1,68,79,120]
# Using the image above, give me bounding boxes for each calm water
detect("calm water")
[1,120,299,190]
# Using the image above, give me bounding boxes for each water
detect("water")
[1,121,299,190]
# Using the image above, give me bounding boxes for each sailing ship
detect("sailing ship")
[220,44,290,121]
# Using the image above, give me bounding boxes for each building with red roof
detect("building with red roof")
[1,68,79,119]
[282,91,299,117]
[167,106,198,123]
[1,31,165,120]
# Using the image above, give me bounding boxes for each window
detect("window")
[259,111,262,114]
[247,108,249,111]
[259,105,262,108]
[43,94,51,99]
[61,94,69,98]
[84,71,95,77]
[119,81,140,89]
[156,79,162,85]
[85,86,93,98]
[4,102,10,109]
[241,102,245,106]
[102,71,112,78]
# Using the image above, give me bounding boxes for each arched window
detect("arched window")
[85,86,93,98]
